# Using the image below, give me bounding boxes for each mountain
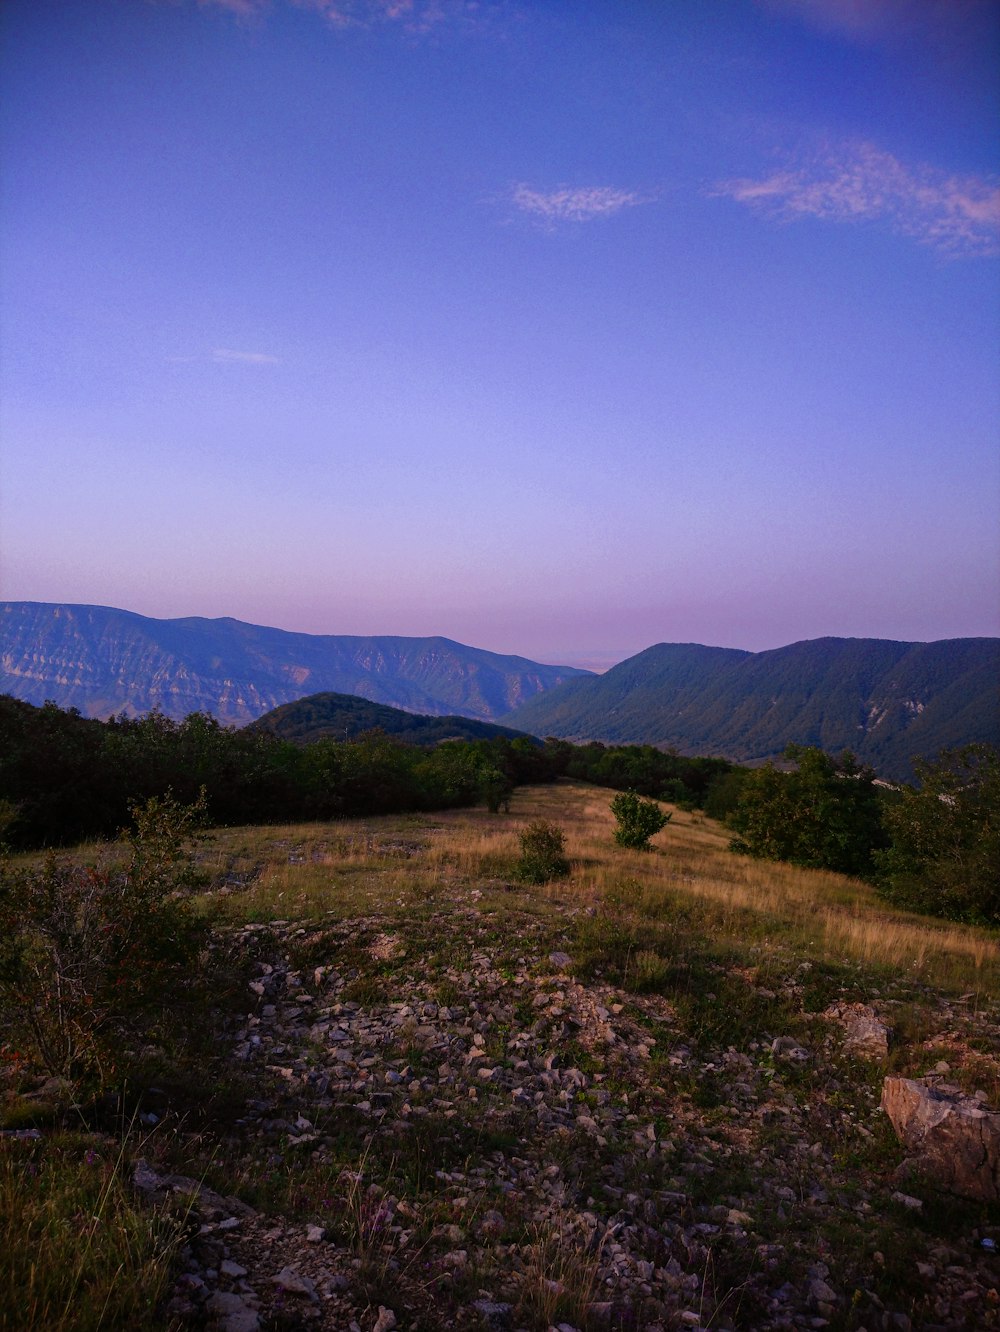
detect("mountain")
[501,636,1000,781]
[251,691,536,747]
[0,603,591,725]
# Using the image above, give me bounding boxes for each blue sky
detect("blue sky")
[2,0,998,668]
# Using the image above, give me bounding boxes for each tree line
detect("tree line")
[0,697,735,852]
[726,743,998,927]
[2,696,994,927]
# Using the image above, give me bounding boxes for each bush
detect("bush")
[610,791,671,850]
[874,744,999,925]
[517,820,570,883]
[0,791,209,1088]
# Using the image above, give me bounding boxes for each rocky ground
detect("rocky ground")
[145,884,999,1332]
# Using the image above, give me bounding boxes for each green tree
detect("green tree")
[728,745,884,877]
[610,790,671,850]
[477,762,513,813]
[874,744,999,924]
[703,768,749,822]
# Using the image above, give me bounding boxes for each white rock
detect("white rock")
[271,1266,317,1298]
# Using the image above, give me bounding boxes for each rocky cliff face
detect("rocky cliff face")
[0,603,591,725]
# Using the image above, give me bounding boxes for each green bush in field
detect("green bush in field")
[610,791,671,850]
[0,791,209,1088]
[517,820,570,883]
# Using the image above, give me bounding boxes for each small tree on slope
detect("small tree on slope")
[611,791,671,850]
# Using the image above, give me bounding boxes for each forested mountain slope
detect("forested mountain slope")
[502,637,1000,781]
[250,691,535,746]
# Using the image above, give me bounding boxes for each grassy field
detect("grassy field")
[2,780,998,1330]
[200,780,999,994]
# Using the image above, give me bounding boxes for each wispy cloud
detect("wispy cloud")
[714,141,1000,257]
[166,347,283,364]
[198,0,482,31]
[197,0,270,17]
[510,184,652,227]
[211,348,282,364]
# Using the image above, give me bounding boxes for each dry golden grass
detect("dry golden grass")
[193,780,999,994]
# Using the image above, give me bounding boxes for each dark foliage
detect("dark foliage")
[610,791,671,850]
[250,690,535,747]
[728,745,886,877]
[0,696,565,850]
[517,820,570,883]
[543,739,734,808]
[0,792,210,1084]
[874,744,999,925]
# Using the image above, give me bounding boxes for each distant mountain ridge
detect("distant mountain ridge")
[501,636,1000,782]
[0,603,591,725]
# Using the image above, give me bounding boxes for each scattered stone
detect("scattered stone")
[771,1036,810,1062]
[204,1291,260,1332]
[823,1002,891,1060]
[142,901,999,1332]
[473,1299,513,1324]
[891,1191,923,1211]
[271,1266,317,1298]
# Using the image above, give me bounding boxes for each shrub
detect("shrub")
[517,821,570,883]
[610,791,671,850]
[874,744,999,925]
[0,791,209,1089]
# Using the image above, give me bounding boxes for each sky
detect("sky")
[1,0,998,670]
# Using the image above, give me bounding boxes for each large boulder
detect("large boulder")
[881,1076,1000,1202]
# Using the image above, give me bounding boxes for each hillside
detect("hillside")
[503,636,1000,781]
[251,690,536,746]
[0,602,591,725]
[4,784,998,1331]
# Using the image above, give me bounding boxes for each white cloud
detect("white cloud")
[510,183,651,226]
[714,141,1000,257]
[211,348,282,364]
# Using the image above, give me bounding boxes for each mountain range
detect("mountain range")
[501,636,1000,780]
[2,603,996,782]
[0,603,590,725]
